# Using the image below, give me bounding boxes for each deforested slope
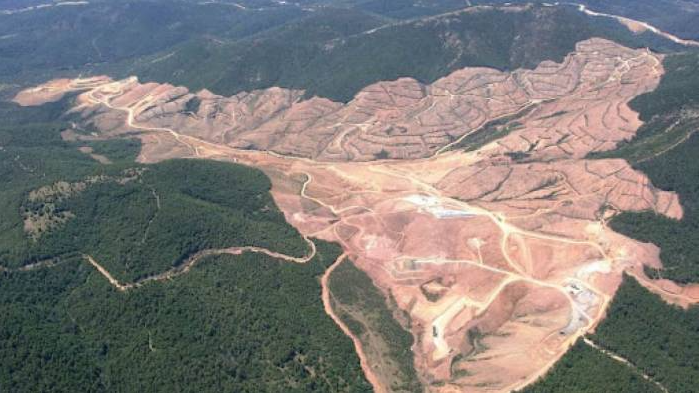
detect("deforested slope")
[590,51,699,283]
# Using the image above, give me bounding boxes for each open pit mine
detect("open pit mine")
[15,38,699,392]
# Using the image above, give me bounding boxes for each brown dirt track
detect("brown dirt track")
[15,38,699,392]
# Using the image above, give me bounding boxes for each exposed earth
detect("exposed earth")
[15,38,699,392]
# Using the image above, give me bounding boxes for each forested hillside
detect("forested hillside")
[520,339,661,393]
[0,99,370,391]
[591,51,699,283]
[328,257,421,392]
[591,276,699,393]
[0,240,371,392]
[122,5,684,102]
[0,0,308,85]
[0,98,308,282]
[30,159,308,282]
[0,2,688,102]
[475,0,699,40]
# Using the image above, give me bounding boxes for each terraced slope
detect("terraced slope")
[17,39,672,164]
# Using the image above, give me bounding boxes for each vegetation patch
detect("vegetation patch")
[519,339,661,393]
[328,258,422,392]
[0,241,372,392]
[590,275,699,393]
[21,169,142,240]
[83,138,142,165]
[448,106,530,152]
[127,5,684,102]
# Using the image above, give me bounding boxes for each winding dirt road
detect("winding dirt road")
[568,2,699,47]
[84,235,317,292]
[583,337,668,392]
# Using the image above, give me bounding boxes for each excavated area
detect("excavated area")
[15,38,699,392]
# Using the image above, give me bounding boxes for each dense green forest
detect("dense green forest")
[520,339,661,393]
[328,257,421,392]
[32,159,309,282]
[0,98,307,282]
[0,0,473,87]
[591,275,699,393]
[523,276,698,392]
[475,0,699,40]
[0,1,687,103]
[4,0,695,39]
[0,0,308,84]
[122,5,684,102]
[0,99,370,391]
[0,240,372,392]
[591,51,699,283]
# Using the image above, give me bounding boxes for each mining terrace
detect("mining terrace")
[15,38,699,392]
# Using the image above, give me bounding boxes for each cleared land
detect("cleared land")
[15,38,698,392]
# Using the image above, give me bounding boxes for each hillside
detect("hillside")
[1,240,372,392]
[1,2,698,392]
[0,0,309,85]
[0,99,370,392]
[475,0,699,40]
[118,4,685,102]
[580,0,698,40]
[590,51,699,283]
[0,2,688,100]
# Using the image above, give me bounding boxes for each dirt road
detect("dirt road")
[83,235,316,292]
[320,254,386,393]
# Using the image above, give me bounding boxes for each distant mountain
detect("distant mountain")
[116,4,686,102]
[474,0,699,40]
[0,0,309,85]
[0,1,693,96]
